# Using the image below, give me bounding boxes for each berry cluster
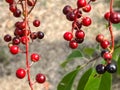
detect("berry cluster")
[95,2,120,74]
[63,0,96,49]
[4,0,46,89]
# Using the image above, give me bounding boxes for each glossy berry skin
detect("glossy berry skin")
[63,32,73,41]
[12,37,20,45]
[96,34,104,43]
[13,9,21,17]
[104,12,110,21]
[33,20,40,27]
[30,32,37,40]
[82,17,92,26]
[103,52,112,61]
[21,36,29,44]
[96,64,106,74]
[106,63,117,73]
[16,68,26,79]
[27,0,35,6]
[14,28,24,37]
[66,12,75,21]
[82,4,91,12]
[69,40,78,49]
[72,21,82,30]
[63,5,72,15]
[4,34,12,42]
[100,40,110,49]
[37,31,44,39]
[9,45,19,54]
[101,50,108,57]
[36,73,46,83]
[109,12,120,24]
[75,30,85,39]
[31,53,40,62]
[77,0,87,8]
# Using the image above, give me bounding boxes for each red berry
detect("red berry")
[82,4,91,12]
[109,12,120,24]
[33,20,40,27]
[36,73,46,83]
[77,0,87,8]
[69,40,78,49]
[31,53,40,62]
[14,28,24,37]
[104,12,110,21]
[12,37,20,45]
[63,5,72,15]
[9,45,19,54]
[103,52,112,60]
[21,36,29,44]
[9,4,17,13]
[4,34,12,42]
[96,34,104,42]
[16,68,26,79]
[63,32,73,41]
[30,32,37,40]
[6,0,14,4]
[82,17,92,26]
[75,30,85,39]
[100,40,110,49]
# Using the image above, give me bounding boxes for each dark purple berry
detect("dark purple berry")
[106,63,117,73]
[37,31,44,39]
[4,34,12,42]
[96,64,106,74]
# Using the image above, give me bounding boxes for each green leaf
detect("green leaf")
[99,72,112,90]
[84,69,102,90]
[112,47,120,61]
[61,50,83,67]
[113,23,120,30]
[117,55,120,75]
[77,68,93,90]
[57,68,80,90]
[83,48,95,57]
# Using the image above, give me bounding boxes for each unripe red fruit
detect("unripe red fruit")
[63,32,73,41]
[77,0,87,8]
[100,40,110,49]
[69,40,78,49]
[31,53,40,62]
[27,0,35,6]
[13,9,21,17]
[16,68,26,79]
[21,36,29,44]
[96,34,104,43]
[109,12,120,24]
[9,45,19,54]
[75,30,85,39]
[82,17,92,26]
[66,12,75,21]
[104,12,110,21]
[12,37,20,45]
[33,20,40,27]
[82,4,91,12]
[36,73,46,83]
[103,52,112,61]
[9,4,17,13]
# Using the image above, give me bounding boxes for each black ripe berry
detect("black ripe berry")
[106,63,117,73]
[96,64,106,74]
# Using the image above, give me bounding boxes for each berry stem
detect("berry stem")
[24,0,33,90]
[28,0,37,14]
[109,0,114,54]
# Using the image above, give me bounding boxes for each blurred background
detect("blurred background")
[0,0,120,90]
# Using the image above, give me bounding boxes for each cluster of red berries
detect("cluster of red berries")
[95,10,120,74]
[63,0,96,49]
[4,0,46,85]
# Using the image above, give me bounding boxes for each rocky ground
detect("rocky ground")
[0,0,120,90]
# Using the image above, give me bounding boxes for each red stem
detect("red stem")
[24,0,33,90]
[109,0,114,54]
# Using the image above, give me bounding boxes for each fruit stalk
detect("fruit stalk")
[24,0,33,90]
